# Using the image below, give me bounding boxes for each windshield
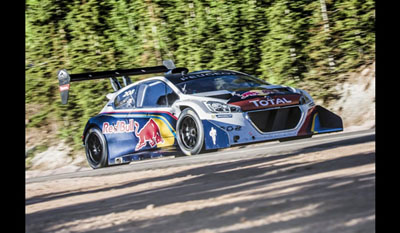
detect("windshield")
[175,74,270,94]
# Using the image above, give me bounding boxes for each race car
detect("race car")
[58,60,343,169]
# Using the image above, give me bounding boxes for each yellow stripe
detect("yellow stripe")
[152,118,175,148]
[147,114,176,134]
[311,113,318,133]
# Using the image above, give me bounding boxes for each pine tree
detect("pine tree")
[104,0,144,69]
[189,0,218,70]
[26,0,72,127]
[259,0,312,86]
[172,0,220,70]
[208,0,243,71]
[152,0,178,62]
[330,0,375,71]
[301,0,337,99]
[237,0,271,76]
[62,0,116,146]
[301,0,375,101]
[173,0,198,69]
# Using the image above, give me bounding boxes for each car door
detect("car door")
[103,85,138,159]
[130,80,179,151]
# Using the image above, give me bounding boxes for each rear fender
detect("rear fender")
[82,118,103,145]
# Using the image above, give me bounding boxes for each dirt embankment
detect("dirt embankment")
[329,62,375,130]
[26,140,375,233]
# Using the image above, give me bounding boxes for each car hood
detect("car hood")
[191,85,302,111]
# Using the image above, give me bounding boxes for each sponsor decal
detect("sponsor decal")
[180,71,237,81]
[220,125,242,132]
[102,118,166,151]
[209,127,217,145]
[134,119,164,150]
[59,84,70,92]
[123,89,135,98]
[102,119,135,134]
[216,114,233,118]
[238,90,274,99]
[249,97,292,107]
[229,94,300,111]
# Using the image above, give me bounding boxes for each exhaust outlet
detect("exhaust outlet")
[115,157,123,164]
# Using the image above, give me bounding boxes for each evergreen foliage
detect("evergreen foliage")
[26,0,375,149]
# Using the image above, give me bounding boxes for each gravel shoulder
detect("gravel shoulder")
[26,140,375,233]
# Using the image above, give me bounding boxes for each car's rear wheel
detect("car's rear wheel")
[85,127,108,169]
[176,108,204,156]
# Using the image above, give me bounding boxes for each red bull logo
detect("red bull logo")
[134,119,164,151]
[239,90,274,99]
[102,120,135,134]
[102,118,167,151]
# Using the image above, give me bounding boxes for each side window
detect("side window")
[165,85,179,106]
[138,81,179,108]
[114,86,137,109]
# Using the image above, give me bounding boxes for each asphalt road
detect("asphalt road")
[26,129,375,184]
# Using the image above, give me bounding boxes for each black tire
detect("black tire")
[84,127,109,169]
[176,108,204,156]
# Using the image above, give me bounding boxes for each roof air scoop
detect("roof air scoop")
[169,67,189,75]
[163,59,189,75]
[163,60,176,69]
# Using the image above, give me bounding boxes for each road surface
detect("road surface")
[26,129,375,233]
[26,129,374,183]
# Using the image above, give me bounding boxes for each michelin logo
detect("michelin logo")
[209,127,217,145]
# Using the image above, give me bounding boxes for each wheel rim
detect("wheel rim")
[87,133,102,164]
[179,116,198,150]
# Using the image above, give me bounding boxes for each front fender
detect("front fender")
[173,99,211,119]
[202,120,231,150]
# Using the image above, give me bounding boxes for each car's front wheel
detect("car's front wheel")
[84,127,109,169]
[176,108,204,156]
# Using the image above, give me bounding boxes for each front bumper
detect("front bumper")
[202,104,343,150]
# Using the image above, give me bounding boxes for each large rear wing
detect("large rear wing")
[57,60,188,104]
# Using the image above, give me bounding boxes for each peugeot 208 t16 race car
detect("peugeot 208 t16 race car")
[58,60,343,169]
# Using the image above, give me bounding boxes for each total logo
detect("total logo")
[102,119,164,151]
[249,97,292,107]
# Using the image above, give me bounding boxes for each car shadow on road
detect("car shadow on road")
[26,134,375,233]
[26,134,374,205]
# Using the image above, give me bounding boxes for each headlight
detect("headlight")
[204,101,241,113]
